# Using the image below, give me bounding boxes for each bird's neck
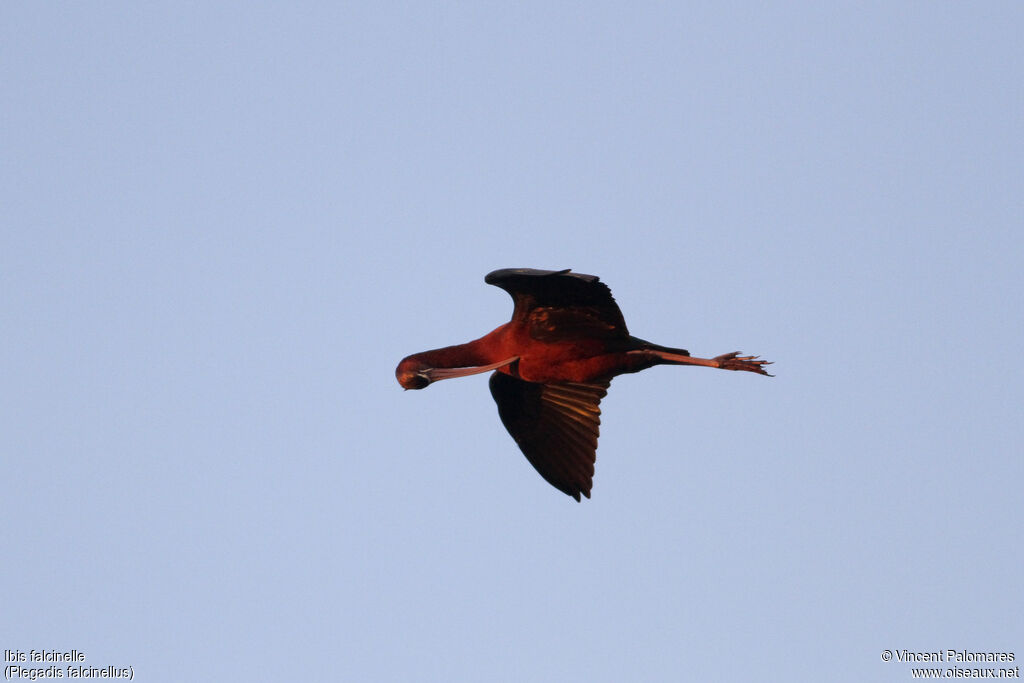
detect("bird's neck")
[408,337,499,369]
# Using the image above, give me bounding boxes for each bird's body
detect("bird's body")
[416,323,644,384]
[396,268,771,501]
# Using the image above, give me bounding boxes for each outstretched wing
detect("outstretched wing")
[489,371,609,501]
[484,268,629,340]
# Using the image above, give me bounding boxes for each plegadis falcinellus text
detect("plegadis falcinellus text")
[396,268,771,501]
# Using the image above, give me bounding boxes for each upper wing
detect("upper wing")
[484,268,629,339]
[489,371,609,501]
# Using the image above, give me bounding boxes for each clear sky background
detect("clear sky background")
[3,3,1022,682]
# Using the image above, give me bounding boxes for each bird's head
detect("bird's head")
[395,357,433,390]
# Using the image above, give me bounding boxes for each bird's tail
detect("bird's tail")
[629,337,690,357]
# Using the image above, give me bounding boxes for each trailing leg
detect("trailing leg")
[632,348,773,376]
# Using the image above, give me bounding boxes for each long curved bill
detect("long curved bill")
[426,356,519,382]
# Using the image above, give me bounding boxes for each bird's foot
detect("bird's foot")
[714,352,773,376]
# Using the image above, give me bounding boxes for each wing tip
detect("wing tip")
[486,267,575,284]
[568,484,592,502]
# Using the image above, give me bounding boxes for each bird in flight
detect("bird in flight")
[396,268,771,501]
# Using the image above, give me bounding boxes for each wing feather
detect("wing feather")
[485,268,629,339]
[489,371,610,501]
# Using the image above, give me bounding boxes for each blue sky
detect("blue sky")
[2,3,1022,681]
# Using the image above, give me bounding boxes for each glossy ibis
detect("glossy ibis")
[396,268,771,501]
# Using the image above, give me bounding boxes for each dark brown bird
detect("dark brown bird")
[396,268,771,501]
